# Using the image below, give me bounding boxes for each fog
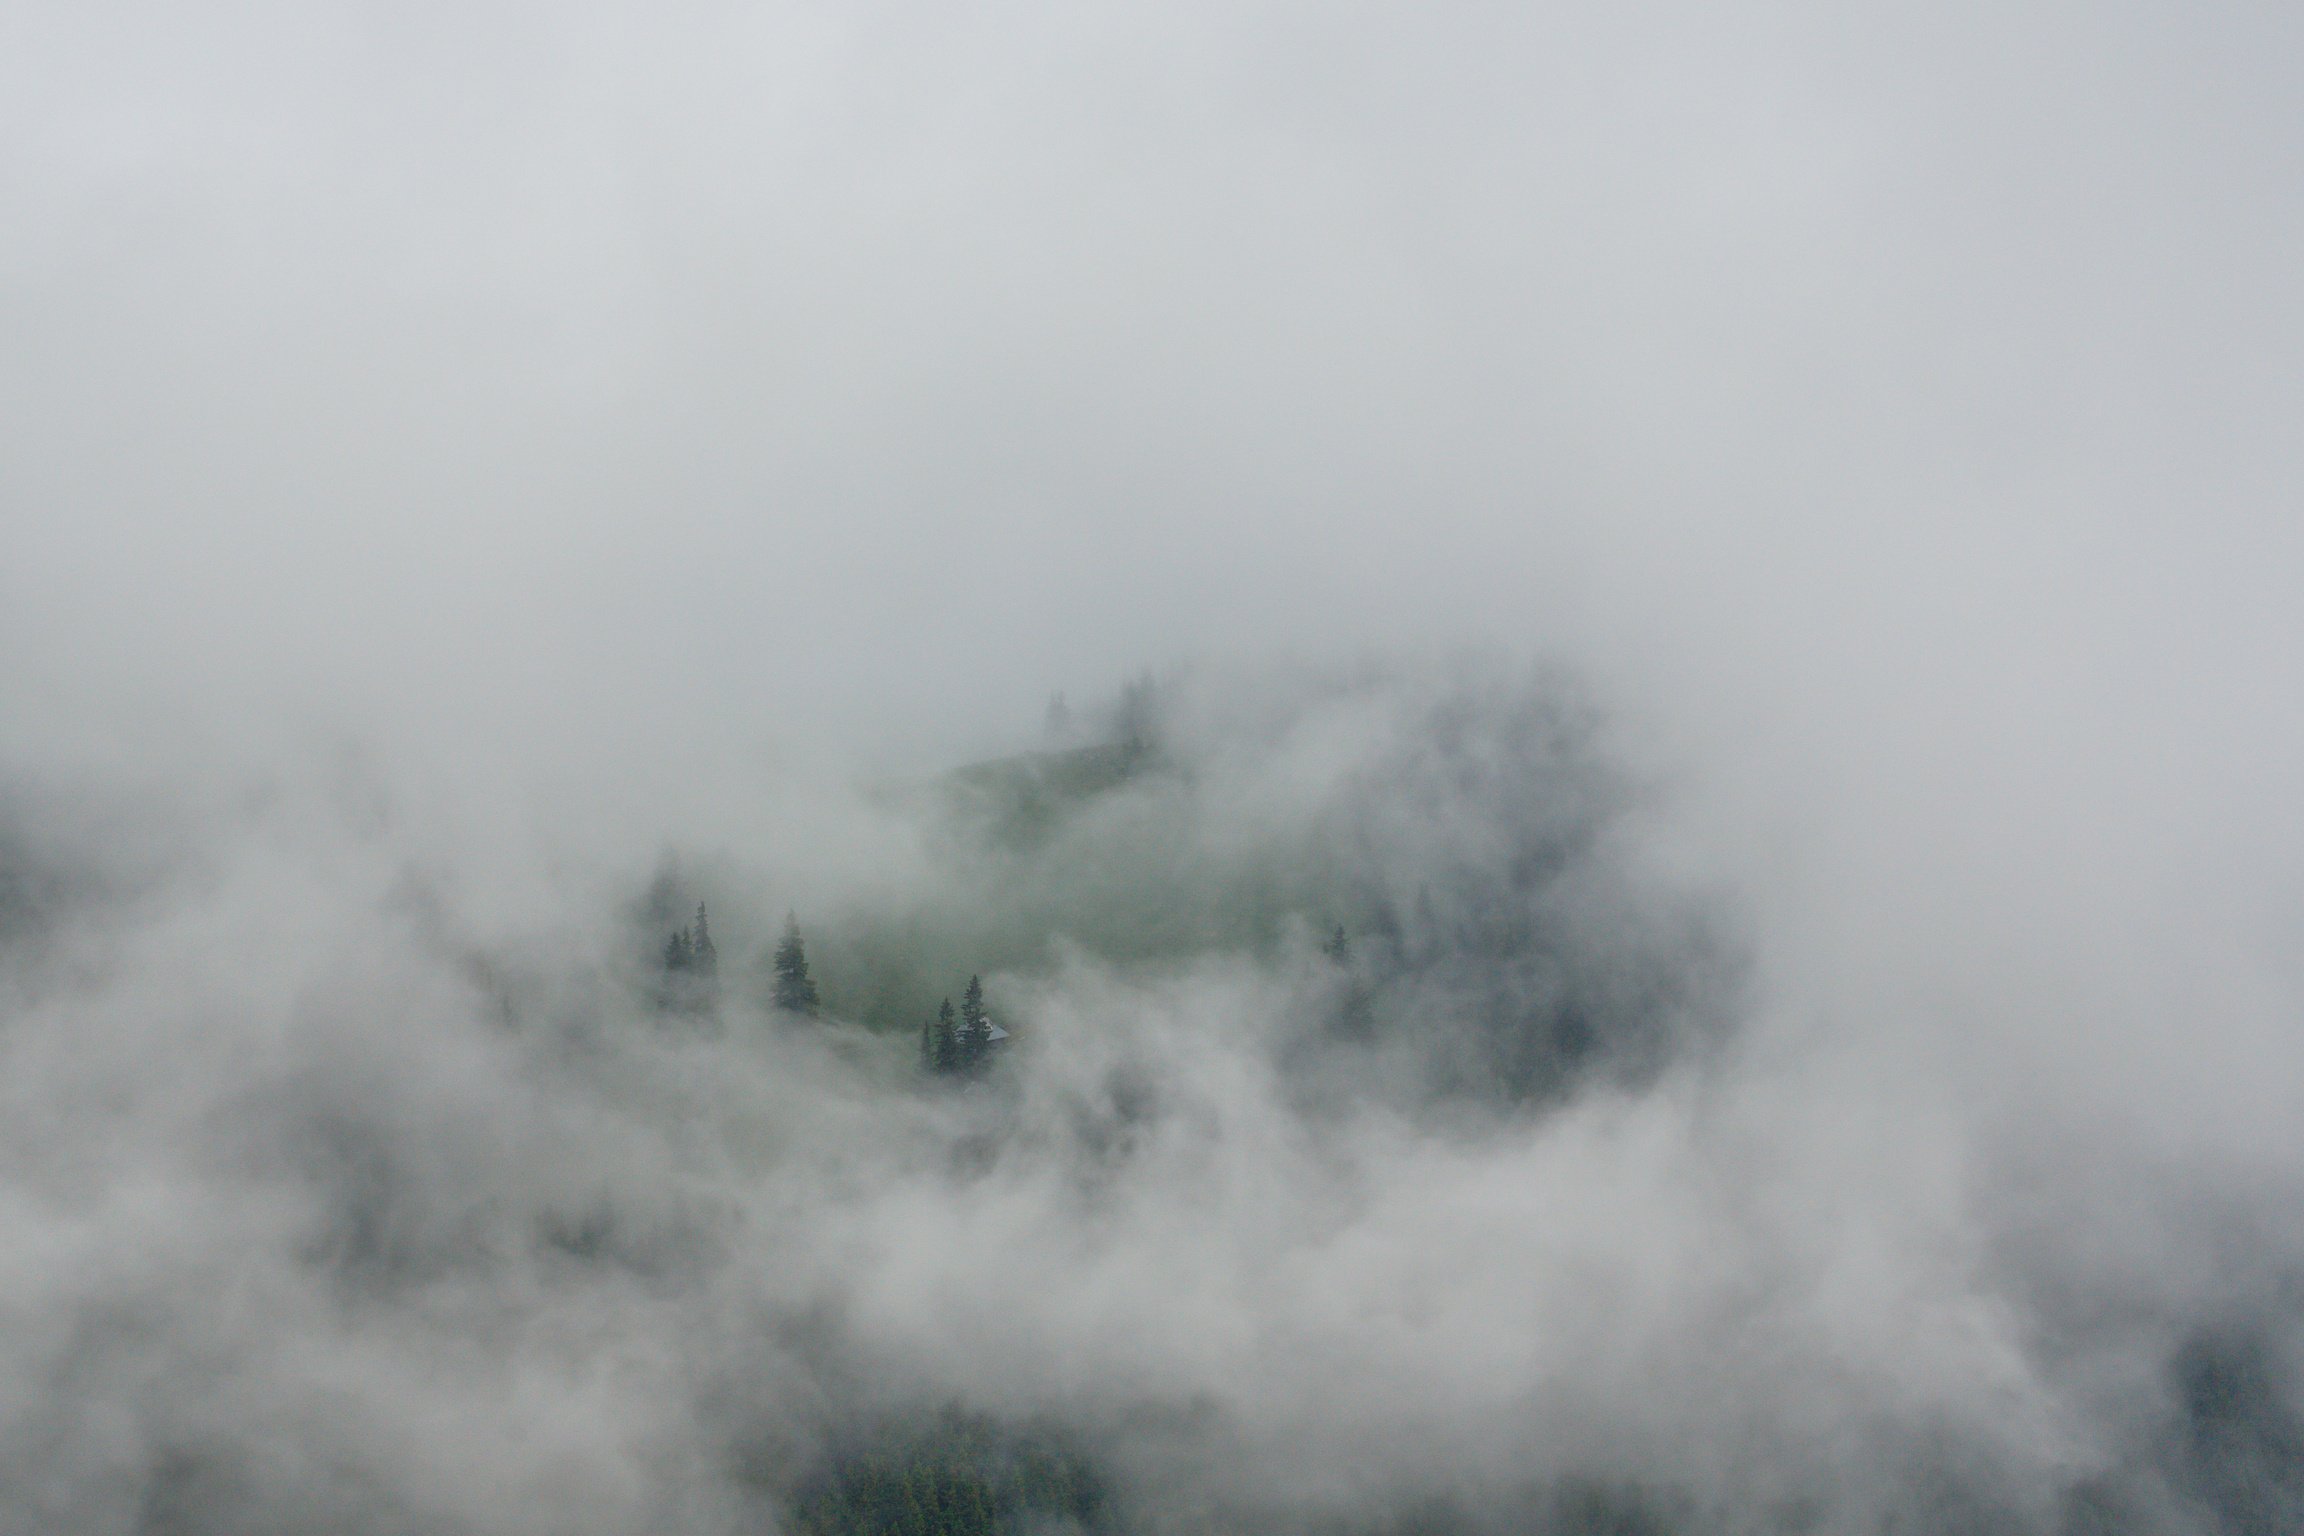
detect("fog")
[5,1,2304,1531]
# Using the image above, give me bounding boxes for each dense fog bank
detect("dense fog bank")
[8,0,2304,1522]
[0,667,2298,1535]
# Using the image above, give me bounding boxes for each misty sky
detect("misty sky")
[5,1,2304,1148]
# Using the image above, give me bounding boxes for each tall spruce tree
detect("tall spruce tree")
[932,998,958,1073]
[691,902,718,979]
[772,912,820,1015]
[658,921,698,1013]
[957,975,990,1072]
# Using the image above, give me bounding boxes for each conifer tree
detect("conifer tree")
[772,912,820,1014]
[932,998,958,1073]
[691,902,718,979]
[663,926,693,972]
[958,975,991,1072]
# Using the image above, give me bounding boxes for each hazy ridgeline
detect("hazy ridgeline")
[0,663,2290,1536]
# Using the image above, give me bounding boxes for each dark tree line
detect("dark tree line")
[656,902,719,1010]
[790,1411,1103,1536]
[922,975,1000,1076]
[662,902,719,978]
[655,906,823,1017]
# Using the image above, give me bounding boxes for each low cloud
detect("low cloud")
[0,667,2297,1533]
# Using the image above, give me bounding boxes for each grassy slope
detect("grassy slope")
[808,737,1348,1036]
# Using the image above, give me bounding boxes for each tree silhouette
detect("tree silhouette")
[957,975,991,1073]
[691,902,718,979]
[930,998,959,1073]
[773,913,820,1015]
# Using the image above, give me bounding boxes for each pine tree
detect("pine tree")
[957,975,990,1072]
[663,926,693,972]
[932,998,958,1073]
[772,912,820,1014]
[691,902,718,979]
